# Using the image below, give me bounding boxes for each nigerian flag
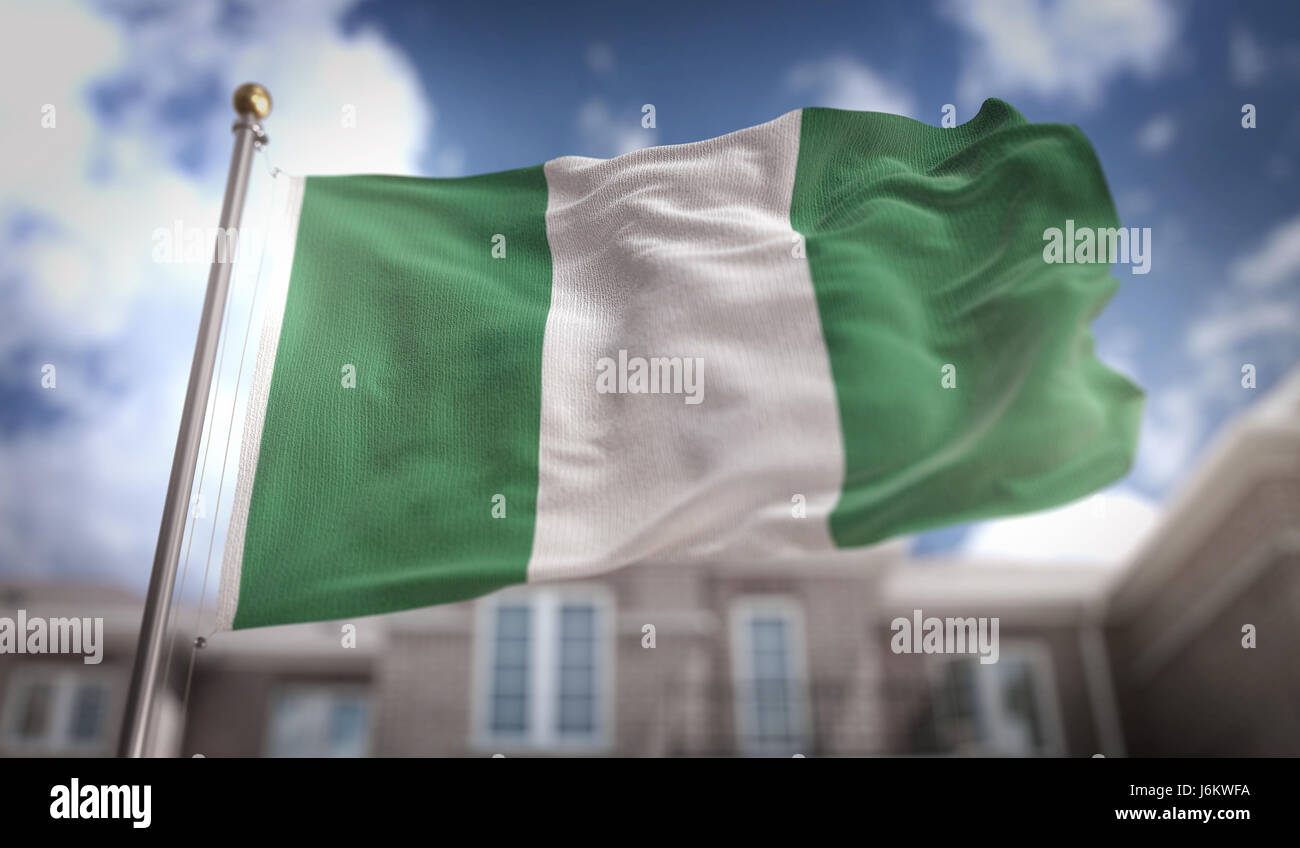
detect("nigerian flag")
[216,98,1142,630]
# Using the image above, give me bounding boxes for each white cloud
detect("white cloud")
[577,98,654,157]
[1187,301,1300,358]
[1266,155,1294,182]
[943,0,1181,109]
[1096,325,1142,385]
[785,56,916,118]
[1229,25,1268,86]
[1225,23,1300,88]
[585,42,615,75]
[1134,388,1205,489]
[964,489,1159,565]
[2,0,432,348]
[433,145,467,177]
[1137,210,1300,493]
[1136,113,1177,154]
[1230,212,1300,289]
[1114,189,1156,223]
[0,0,433,587]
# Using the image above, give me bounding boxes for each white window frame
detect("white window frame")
[262,684,373,758]
[472,585,614,753]
[928,639,1066,756]
[0,665,122,755]
[729,596,811,755]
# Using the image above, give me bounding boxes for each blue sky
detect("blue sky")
[1,0,1298,588]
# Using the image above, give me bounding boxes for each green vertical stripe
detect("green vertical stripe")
[791,99,1144,548]
[234,170,552,629]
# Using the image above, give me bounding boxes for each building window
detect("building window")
[476,588,612,751]
[489,604,531,736]
[557,603,598,736]
[730,597,809,754]
[1,669,117,754]
[266,688,371,757]
[930,643,1064,756]
[69,681,108,744]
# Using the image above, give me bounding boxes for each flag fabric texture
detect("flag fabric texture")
[217,98,1143,630]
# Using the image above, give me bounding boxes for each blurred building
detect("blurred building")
[1,367,1296,757]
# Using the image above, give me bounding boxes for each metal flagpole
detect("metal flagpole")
[118,83,273,758]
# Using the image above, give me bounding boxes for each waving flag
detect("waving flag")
[217,98,1142,630]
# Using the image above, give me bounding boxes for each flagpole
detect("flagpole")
[118,83,272,758]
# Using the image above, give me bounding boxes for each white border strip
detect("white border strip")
[215,175,306,631]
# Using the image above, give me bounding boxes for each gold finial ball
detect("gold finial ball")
[233,83,272,119]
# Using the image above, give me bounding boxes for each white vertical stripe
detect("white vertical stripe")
[530,109,845,582]
[215,176,306,631]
